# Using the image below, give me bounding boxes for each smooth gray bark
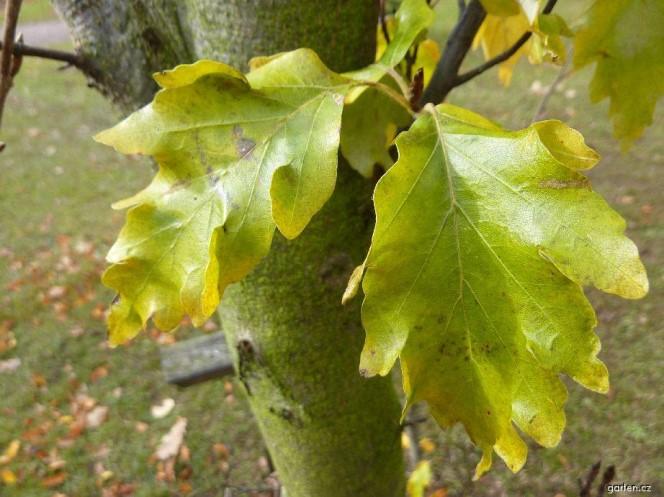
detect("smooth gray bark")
[52,0,379,110]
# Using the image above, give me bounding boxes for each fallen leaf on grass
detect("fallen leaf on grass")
[46,449,66,471]
[212,443,229,460]
[179,445,190,463]
[70,325,85,337]
[0,321,16,353]
[407,460,432,497]
[91,303,106,320]
[418,437,436,454]
[0,468,17,485]
[85,406,109,429]
[154,417,187,461]
[135,421,148,433]
[74,239,95,255]
[101,482,136,497]
[0,440,20,465]
[32,373,47,388]
[156,459,176,482]
[47,286,66,300]
[90,365,109,382]
[41,472,67,488]
[100,469,114,482]
[0,358,20,373]
[150,398,175,419]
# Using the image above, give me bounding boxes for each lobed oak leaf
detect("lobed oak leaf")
[96,50,356,344]
[359,103,648,476]
[574,0,664,149]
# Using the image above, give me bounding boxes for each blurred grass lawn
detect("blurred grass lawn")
[0,3,662,497]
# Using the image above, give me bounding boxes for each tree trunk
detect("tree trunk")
[52,1,406,496]
[221,166,404,497]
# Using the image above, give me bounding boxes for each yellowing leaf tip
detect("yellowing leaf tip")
[152,59,247,88]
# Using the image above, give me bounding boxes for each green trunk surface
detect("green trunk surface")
[213,4,406,496]
[221,165,404,497]
[54,1,406,495]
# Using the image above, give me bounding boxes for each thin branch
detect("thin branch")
[579,461,601,497]
[0,40,90,71]
[597,465,616,497]
[531,47,573,122]
[456,0,558,86]
[420,0,486,105]
[358,79,418,117]
[0,0,23,128]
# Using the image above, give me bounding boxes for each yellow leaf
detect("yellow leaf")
[342,264,366,305]
[574,0,664,149]
[401,432,412,449]
[360,104,647,477]
[418,437,436,454]
[375,13,441,87]
[407,460,432,497]
[473,13,532,86]
[415,39,442,87]
[1,469,17,485]
[0,440,19,465]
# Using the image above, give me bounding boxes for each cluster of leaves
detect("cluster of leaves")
[96,0,655,477]
[476,0,664,149]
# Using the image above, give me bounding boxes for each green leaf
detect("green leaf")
[529,14,572,66]
[574,0,664,149]
[340,79,411,177]
[345,0,434,86]
[95,50,353,344]
[406,460,432,497]
[359,103,648,476]
[538,13,572,37]
[473,12,533,86]
[340,2,441,177]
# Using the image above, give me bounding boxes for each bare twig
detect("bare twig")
[597,465,616,496]
[0,40,89,71]
[420,0,486,105]
[579,461,602,497]
[531,48,573,122]
[456,0,558,87]
[0,0,23,128]
[422,0,559,104]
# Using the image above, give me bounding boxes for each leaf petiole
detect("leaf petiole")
[353,79,419,118]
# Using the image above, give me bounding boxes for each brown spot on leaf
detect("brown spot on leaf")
[233,125,256,157]
[539,178,591,190]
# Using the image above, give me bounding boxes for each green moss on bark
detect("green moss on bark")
[221,165,405,497]
[178,0,378,71]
